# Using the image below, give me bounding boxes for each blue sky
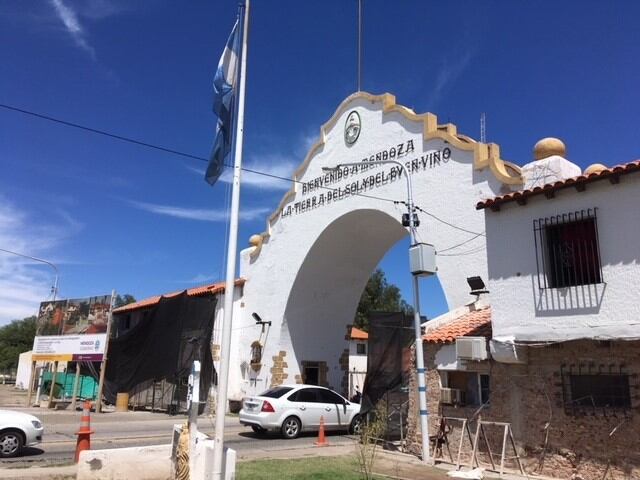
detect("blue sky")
[1,0,639,324]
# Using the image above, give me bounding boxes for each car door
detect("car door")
[288,388,324,429]
[316,388,345,430]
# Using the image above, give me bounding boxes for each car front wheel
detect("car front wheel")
[281,416,301,439]
[0,430,24,458]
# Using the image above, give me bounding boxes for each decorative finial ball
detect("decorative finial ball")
[249,234,262,248]
[534,137,566,160]
[584,163,607,175]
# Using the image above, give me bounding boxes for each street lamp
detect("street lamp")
[0,247,59,300]
[322,159,433,463]
[0,247,60,407]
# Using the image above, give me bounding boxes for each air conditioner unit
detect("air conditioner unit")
[456,337,488,361]
[440,388,465,405]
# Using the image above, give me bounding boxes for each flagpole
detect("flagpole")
[212,1,249,478]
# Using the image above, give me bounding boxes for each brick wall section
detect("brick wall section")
[269,350,288,387]
[407,340,640,479]
[211,343,220,361]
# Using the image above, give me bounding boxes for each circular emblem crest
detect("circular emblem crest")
[344,111,361,145]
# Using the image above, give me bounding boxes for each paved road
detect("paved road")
[0,408,356,468]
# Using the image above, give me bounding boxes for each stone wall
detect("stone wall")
[269,351,288,387]
[407,341,640,479]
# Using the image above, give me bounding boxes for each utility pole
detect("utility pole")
[357,0,363,91]
[323,159,433,463]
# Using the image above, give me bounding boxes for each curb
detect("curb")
[0,464,76,480]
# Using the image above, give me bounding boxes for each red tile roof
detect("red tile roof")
[113,279,245,314]
[476,159,640,211]
[423,306,492,344]
[350,327,369,340]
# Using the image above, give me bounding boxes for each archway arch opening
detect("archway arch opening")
[282,208,445,393]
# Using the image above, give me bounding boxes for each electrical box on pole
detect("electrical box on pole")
[409,243,437,276]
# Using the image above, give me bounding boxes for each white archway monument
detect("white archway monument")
[229,90,522,423]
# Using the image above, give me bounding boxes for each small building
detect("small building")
[15,350,34,390]
[347,326,368,399]
[111,280,244,411]
[408,140,640,480]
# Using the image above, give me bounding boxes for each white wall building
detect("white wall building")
[479,138,640,342]
[405,139,640,480]
[347,327,368,399]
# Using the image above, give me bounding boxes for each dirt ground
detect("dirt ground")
[373,451,452,479]
[0,383,29,407]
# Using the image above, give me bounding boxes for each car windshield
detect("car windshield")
[259,386,294,398]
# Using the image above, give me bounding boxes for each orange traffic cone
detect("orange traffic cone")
[74,400,95,463]
[314,416,329,447]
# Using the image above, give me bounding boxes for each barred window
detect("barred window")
[560,364,633,416]
[569,375,630,408]
[534,208,603,289]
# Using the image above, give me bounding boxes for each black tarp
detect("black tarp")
[104,292,216,407]
[361,312,414,436]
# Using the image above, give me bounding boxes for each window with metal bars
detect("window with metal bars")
[560,364,633,415]
[533,208,603,289]
[569,375,630,408]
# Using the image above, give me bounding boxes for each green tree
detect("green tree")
[0,316,37,371]
[354,269,412,331]
[114,294,136,308]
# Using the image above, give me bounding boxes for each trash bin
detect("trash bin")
[116,392,129,412]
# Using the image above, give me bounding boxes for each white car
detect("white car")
[0,409,44,458]
[239,385,362,439]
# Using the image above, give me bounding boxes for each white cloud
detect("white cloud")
[49,0,96,58]
[127,200,270,222]
[0,199,81,325]
[430,51,474,107]
[219,157,297,191]
[185,158,297,191]
[185,165,206,177]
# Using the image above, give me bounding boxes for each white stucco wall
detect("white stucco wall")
[485,173,640,341]
[234,92,520,398]
[348,340,367,398]
[211,285,248,400]
[15,350,33,390]
[348,340,368,372]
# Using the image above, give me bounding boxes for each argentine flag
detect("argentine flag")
[206,19,241,185]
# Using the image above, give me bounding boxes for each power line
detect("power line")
[0,102,401,206]
[438,246,486,257]
[1,102,490,236]
[397,202,486,236]
[438,231,485,253]
[0,103,207,163]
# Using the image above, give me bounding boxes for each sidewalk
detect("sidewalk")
[0,446,556,480]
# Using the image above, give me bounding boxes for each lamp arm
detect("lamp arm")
[0,247,59,300]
